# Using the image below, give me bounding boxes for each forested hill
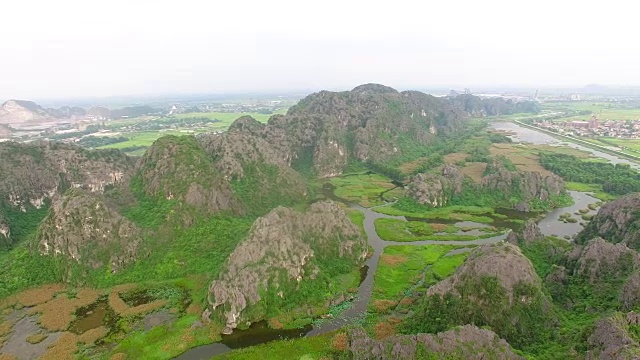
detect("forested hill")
[246,83,539,178]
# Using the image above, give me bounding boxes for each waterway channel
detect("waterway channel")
[174,182,597,359]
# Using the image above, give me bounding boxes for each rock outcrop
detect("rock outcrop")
[37,189,143,272]
[621,272,640,311]
[428,242,542,301]
[408,157,566,210]
[481,157,565,210]
[215,85,538,178]
[206,201,366,333]
[0,141,134,210]
[196,116,308,213]
[578,193,640,250]
[405,242,556,347]
[569,238,640,284]
[0,211,10,247]
[348,325,525,360]
[135,135,241,214]
[0,124,11,138]
[0,100,53,125]
[407,164,463,207]
[587,314,640,360]
[506,219,544,245]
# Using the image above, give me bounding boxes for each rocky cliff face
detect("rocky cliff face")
[217,84,537,178]
[37,189,143,273]
[197,116,308,212]
[428,242,542,301]
[0,124,11,138]
[206,201,366,333]
[0,141,134,211]
[587,314,640,360]
[407,164,463,207]
[405,242,556,347]
[408,157,565,210]
[0,211,9,247]
[0,100,53,125]
[578,193,640,250]
[135,135,242,214]
[481,157,565,210]
[348,325,525,360]
[569,238,640,284]
[506,219,544,245]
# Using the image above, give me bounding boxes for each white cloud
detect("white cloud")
[0,0,637,99]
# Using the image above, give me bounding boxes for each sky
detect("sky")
[0,0,637,100]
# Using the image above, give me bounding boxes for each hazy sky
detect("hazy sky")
[0,0,637,100]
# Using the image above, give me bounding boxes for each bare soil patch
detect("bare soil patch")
[380,254,408,266]
[460,162,487,183]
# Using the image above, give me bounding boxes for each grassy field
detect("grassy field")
[424,253,468,285]
[596,137,640,152]
[565,182,618,201]
[171,109,286,123]
[328,173,398,207]
[97,130,198,154]
[540,101,640,122]
[97,109,288,156]
[374,218,503,242]
[218,333,335,360]
[373,204,496,224]
[372,245,455,306]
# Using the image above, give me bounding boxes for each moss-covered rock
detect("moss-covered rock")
[37,188,143,273]
[206,201,366,333]
[577,193,640,250]
[403,242,557,348]
[349,325,525,360]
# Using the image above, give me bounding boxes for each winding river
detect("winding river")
[175,122,615,359]
[176,189,597,359]
[491,121,640,170]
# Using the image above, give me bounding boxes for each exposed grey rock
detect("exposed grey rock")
[622,272,640,311]
[37,188,143,273]
[507,219,544,245]
[407,165,463,207]
[219,85,536,178]
[136,135,242,215]
[427,242,541,302]
[0,210,10,248]
[206,201,366,331]
[571,238,640,284]
[0,141,134,211]
[578,193,640,250]
[587,314,640,360]
[348,325,525,360]
[481,157,565,208]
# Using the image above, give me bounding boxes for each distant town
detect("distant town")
[534,116,640,139]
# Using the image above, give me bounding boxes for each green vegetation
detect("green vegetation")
[541,152,640,195]
[0,201,51,248]
[112,314,222,359]
[374,201,497,223]
[93,109,289,156]
[327,173,397,207]
[217,333,336,360]
[374,218,504,242]
[424,253,468,285]
[346,209,365,236]
[231,162,308,216]
[372,245,456,304]
[57,209,252,290]
[565,182,618,201]
[0,245,63,298]
[401,276,555,350]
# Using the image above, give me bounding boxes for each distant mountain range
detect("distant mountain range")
[0,99,161,125]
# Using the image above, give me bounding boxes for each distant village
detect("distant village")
[533,115,640,139]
